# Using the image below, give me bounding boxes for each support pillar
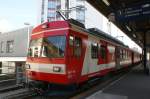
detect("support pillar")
[15,62,25,84]
[0,62,2,74]
[149,52,150,61]
[66,0,69,19]
[143,32,149,75]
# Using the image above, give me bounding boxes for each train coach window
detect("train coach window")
[126,51,128,59]
[69,35,74,57]
[28,48,33,57]
[120,49,123,59]
[100,45,106,60]
[123,50,126,59]
[69,35,74,46]
[74,37,82,57]
[91,43,98,59]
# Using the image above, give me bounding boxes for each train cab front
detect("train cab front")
[26,21,70,85]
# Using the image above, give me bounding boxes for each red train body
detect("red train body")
[26,20,141,85]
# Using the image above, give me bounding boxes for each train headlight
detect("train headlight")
[53,67,61,72]
[25,64,30,69]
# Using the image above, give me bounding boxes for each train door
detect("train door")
[98,41,108,65]
[99,45,107,64]
[115,46,121,69]
[107,44,116,68]
[68,33,83,83]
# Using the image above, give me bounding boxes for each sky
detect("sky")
[0,0,37,33]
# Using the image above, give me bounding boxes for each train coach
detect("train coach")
[26,19,141,86]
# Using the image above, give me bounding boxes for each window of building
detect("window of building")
[91,43,98,59]
[74,37,82,57]
[6,40,14,53]
[48,17,55,22]
[48,1,56,9]
[56,0,61,9]
[48,12,56,18]
[47,0,61,22]
[100,45,107,60]
[0,41,4,53]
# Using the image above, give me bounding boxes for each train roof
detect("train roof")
[67,19,128,48]
[67,19,126,47]
[33,19,128,48]
[87,28,125,46]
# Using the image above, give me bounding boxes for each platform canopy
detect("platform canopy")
[87,0,150,50]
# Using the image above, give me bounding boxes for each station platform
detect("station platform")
[86,64,150,99]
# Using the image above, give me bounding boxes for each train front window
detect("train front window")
[28,38,42,57]
[41,36,66,58]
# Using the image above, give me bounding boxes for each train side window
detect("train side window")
[74,37,82,57]
[126,50,128,59]
[91,43,98,59]
[126,51,128,59]
[120,49,123,59]
[69,35,74,46]
[69,35,74,56]
[100,45,106,60]
[123,50,126,59]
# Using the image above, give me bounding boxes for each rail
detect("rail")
[0,88,36,99]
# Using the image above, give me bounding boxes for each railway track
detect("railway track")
[0,65,138,99]
[0,84,36,99]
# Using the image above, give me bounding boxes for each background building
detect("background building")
[38,0,66,23]
[0,27,32,59]
[38,0,88,24]
[0,27,32,83]
[37,0,141,52]
[37,0,103,29]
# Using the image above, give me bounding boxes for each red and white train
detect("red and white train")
[26,19,141,86]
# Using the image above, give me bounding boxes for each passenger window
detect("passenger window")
[69,35,74,46]
[69,35,74,56]
[74,37,82,57]
[123,50,126,59]
[91,43,98,59]
[28,48,33,57]
[100,45,106,60]
[120,49,123,59]
[34,47,39,57]
[126,51,128,59]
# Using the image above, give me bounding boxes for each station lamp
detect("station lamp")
[133,34,136,38]
[102,0,110,6]
[126,25,131,31]
[24,22,30,50]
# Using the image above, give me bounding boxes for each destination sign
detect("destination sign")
[116,3,150,21]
